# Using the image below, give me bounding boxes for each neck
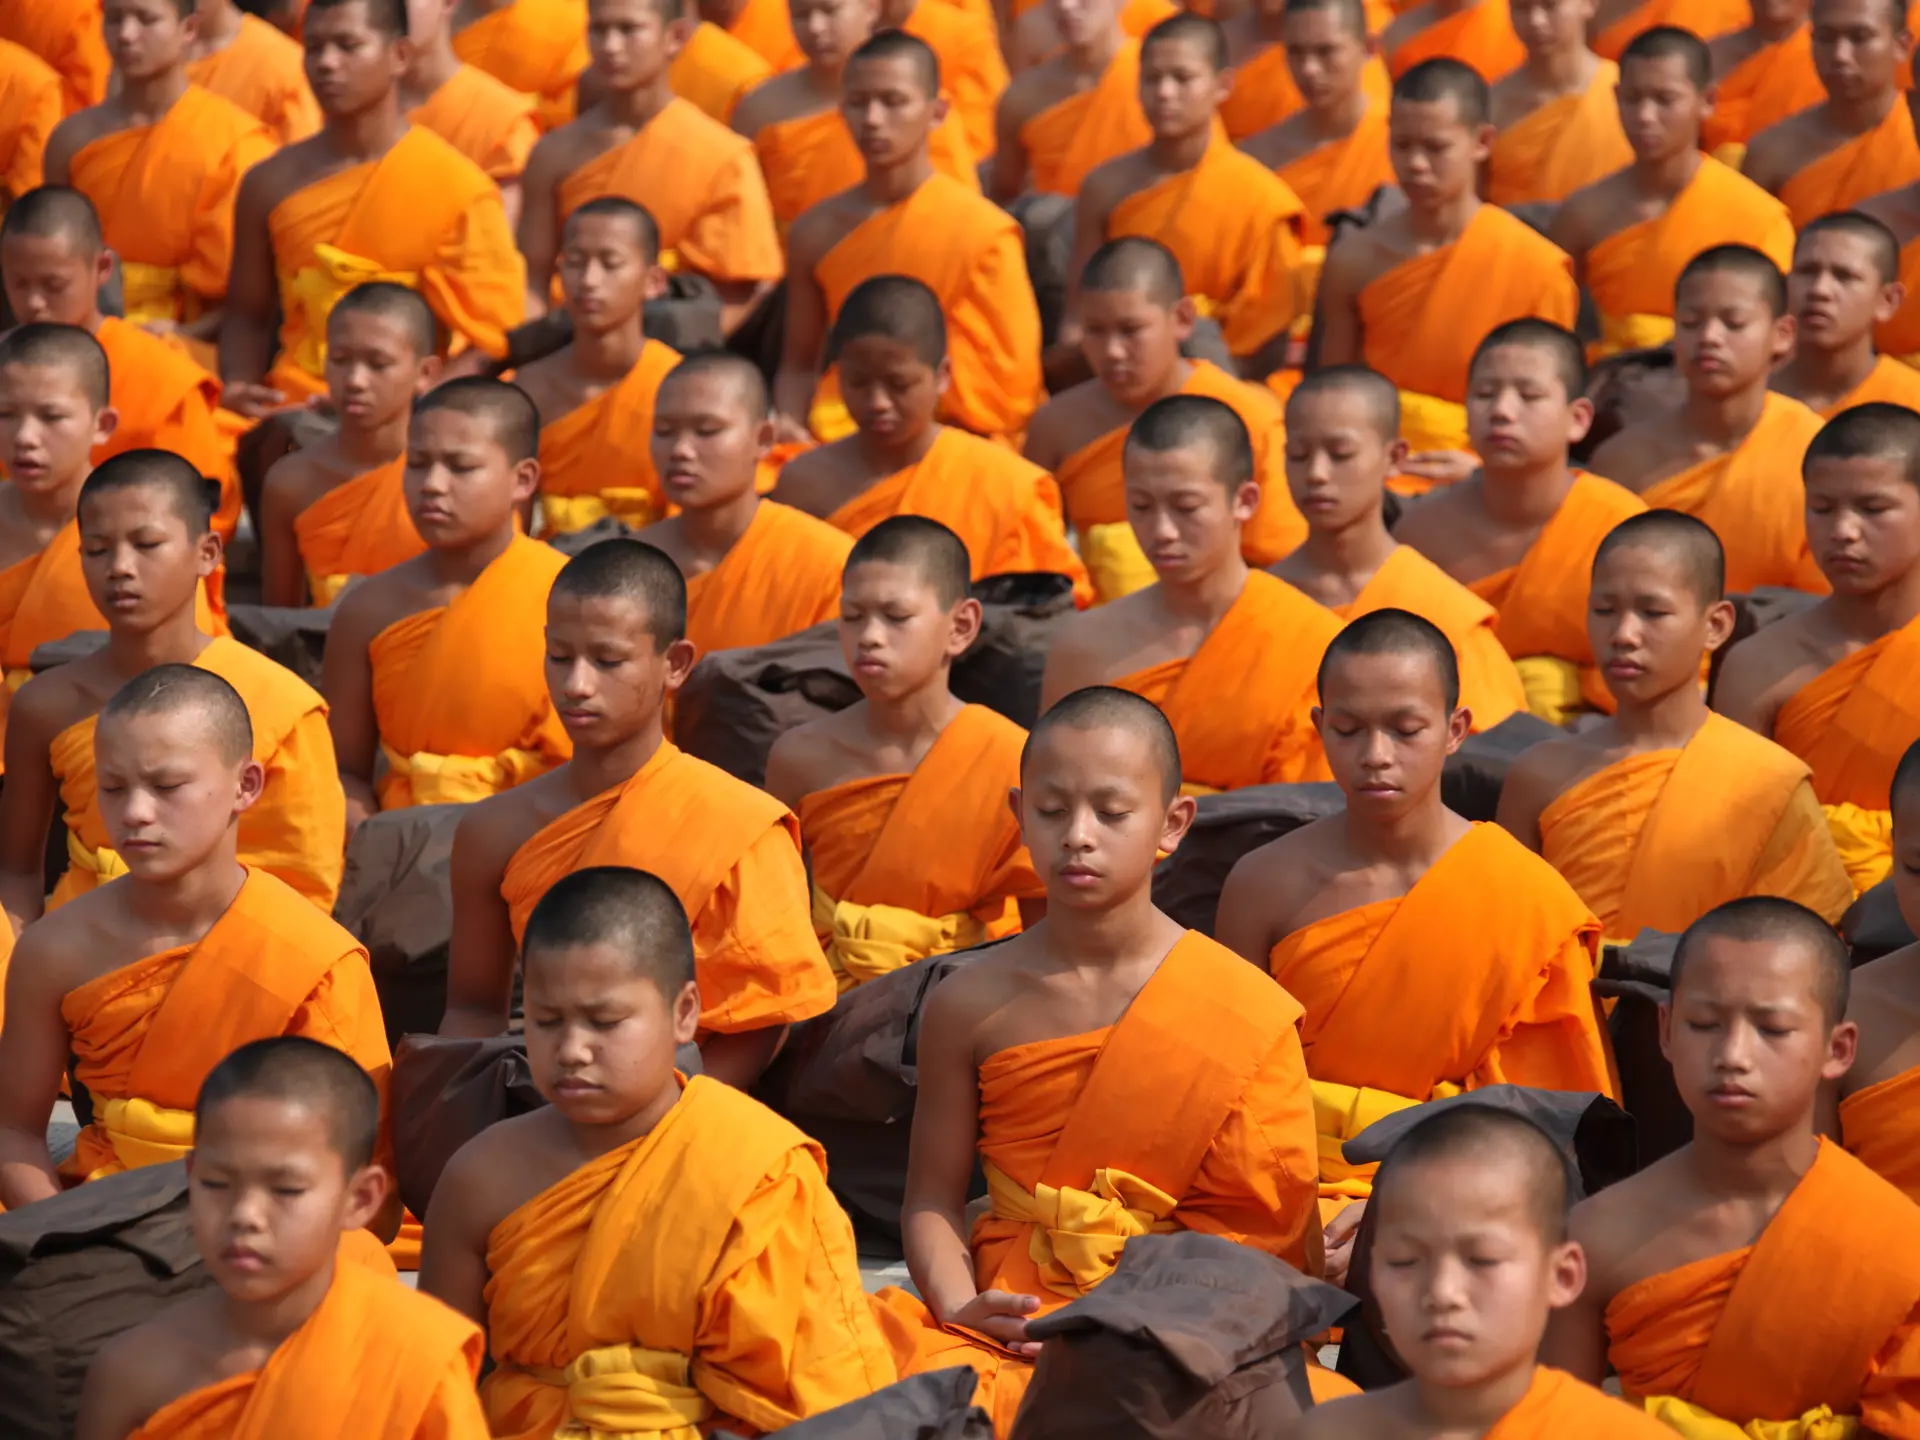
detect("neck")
[402,35,464,101]
[856,420,940,473]
[1067,25,1123,75]
[1160,551,1249,625]
[678,489,761,558]
[1141,356,1197,409]
[568,319,646,379]
[1342,791,1458,867]
[105,608,211,675]
[124,854,247,931]
[1780,335,1878,406]
[864,149,936,202]
[1254,8,1288,41]
[603,78,676,128]
[339,412,412,469]
[1150,123,1213,171]
[118,66,191,117]
[323,97,409,160]
[1756,7,1806,40]
[1414,1364,1540,1432]
[1039,885,1166,966]
[219,1259,336,1352]
[427,523,517,586]
[194,0,245,50]
[1408,189,1479,242]
[1687,1127,1821,1199]
[16,477,84,529]
[1682,383,1770,445]
[1297,510,1398,585]
[862,684,960,745]
[1609,671,1711,747]
[1308,87,1369,140]
[1827,86,1896,134]
[1827,560,1920,636]
[808,56,847,92]
[1525,43,1588,90]
[572,717,668,797]
[1480,459,1577,524]
[568,1075,685,1157]
[1633,144,1703,196]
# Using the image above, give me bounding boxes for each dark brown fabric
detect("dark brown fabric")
[225,602,335,688]
[546,516,638,557]
[332,802,466,1045]
[0,1162,213,1440]
[1010,1232,1355,1439]
[675,622,859,788]
[27,631,108,672]
[954,573,1079,730]
[1150,784,1345,935]
[1592,930,1689,1168]
[1844,878,1914,964]
[1440,713,1560,822]
[719,1368,990,1440]
[1707,588,1820,703]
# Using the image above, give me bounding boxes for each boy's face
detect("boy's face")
[1283,388,1402,536]
[1615,53,1706,160]
[1805,453,1920,597]
[0,363,113,496]
[838,559,977,702]
[1124,439,1258,585]
[95,714,264,882]
[403,407,538,546]
[522,942,701,1127]
[1,233,111,328]
[1388,97,1489,206]
[650,373,768,510]
[78,484,220,631]
[1081,287,1188,407]
[1585,543,1731,706]
[588,0,686,89]
[544,590,694,748]
[1508,0,1594,56]
[561,213,666,331]
[1314,651,1467,818]
[1052,0,1124,49]
[105,0,195,81]
[1811,0,1907,103]
[792,0,878,67]
[1673,271,1793,398]
[1013,723,1194,910]
[1138,37,1226,138]
[842,54,943,166]
[324,310,435,428]
[838,335,946,446]
[1466,344,1590,474]
[303,0,409,119]
[1281,7,1368,109]
[1788,230,1901,355]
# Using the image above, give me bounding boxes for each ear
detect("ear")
[233,757,267,816]
[511,455,542,506]
[91,405,120,449]
[1470,121,1496,161]
[1657,999,1673,1062]
[96,249,116,293]
[1545,1239,1589,1310]
[1445,703,1471,752]
[1702,597,1737,653]
[339,1163,392,1234]
[1158,791,1198,853]
[415,355,444,394]
[934,354,954,399]
[947,595,983,657]
[1310,703,1325,737]
[664,15,693,56]
[1823,1018,1860,1083]
[1878,279,1908,325]
[1386,435,1410,471]
[671,979,703,1044]
[643,264,671,303]
[1232,477,1263,523]
[662,635,699,693]
[752,412,776,459]
[929,92,951,127]
[195,527,224,580]
[1171,295,1198,342]
[389,35,416,73]
[1772,311,1798,361]
[1566,394,1596,445]
[1007,783,1025,836]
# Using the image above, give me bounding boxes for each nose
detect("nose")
[119,784,160,828]
[558,655,594,699]
[555,1021,595,1068]
[1360,728,1394,768]
[1138,504,1180,545]
[108,541,136,578]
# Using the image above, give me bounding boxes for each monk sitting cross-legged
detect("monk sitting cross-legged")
[1498,511,1852,943]
[1043,396,1343,791]
[76,1039,489,1440]
[422,866,893,1434]
[772,275,1090,601]
[1484,0,1630,207]
[1701,0,1825,157]
[1220,0,1392,146]
[186,0,322,145]
[323,378,570,829]
[1544,897,1920,1428]
[401,0,540,215]
[1215,610,1613,1223]
[985,0,1150,202]
[869,686,1323,1433]
[1773,211,1920,417]
[765,517,1044,992]
[436,539,835,1086]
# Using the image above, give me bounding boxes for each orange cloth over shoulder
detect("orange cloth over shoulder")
[1019,40,1153,199]
[904,0,1007,162]
[1388,0,1525,82]
[93,315,241,540]
[1774,101,1920,230]
[1605,1139,1920,1430]
[501,740,836,1033]
[1222,47,1391,141]
[1278,102,1396,246]
[0,39,60,202]
[481,1077,895,1440]
[1877,237,1920,363]
[871,932,1321,1435]
[187,13,319,146]
[727,0,807,73]
[1843,1064,1920,1203]
[754,104,979,231]
[532,338,681,535]
[670,21,773,124]
[1700,26,1823,154]
[1486,61,1632,205]
[679,500,852,655]
[369,533,571,809]
[1592,0,1745,58]
[452,0,590,132]
[0,0,107,115]
[411,64,539,181]
[292,457,426,604]
[1824,353,1920,415]
[1485,1368,1681,1438]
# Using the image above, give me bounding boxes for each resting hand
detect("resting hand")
[1324,1200,1367,1289]
[1398,450,1477,487]
[944,1289,1044,1357]
[220,381,286,419]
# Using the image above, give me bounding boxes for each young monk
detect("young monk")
[1216,610,1613,1216]
[986,0,1151,201]
[0,0,110,117]
[1589,245,1829,594]
[1499,512,1853,943]
[452,0,591,133]
[75,1038,488,1440]
[422,865,892,1432]
[780,30,1041,444]
[1042,396,1343,791]
[1743,0,1920,229]
[323,378,570,827]
[1220,0,1391,145]
[1701,0,1825,156]
[1544,897,1920,1426]
[0,40,60,213]
[1380,0,1525,81]
[401,0,540,210]
[258,282,439,607]
[186,0,322,145]
[1294,1107,1677,1438]
[222,0,523,416]
[1316,59,1577,459]
[772,275,1091,601]
[517,0,781,336]
[1272,367,1528,731]
[1484,0,1630,205]
[1025,239,1304,604]
[0,666,394,1220]
[1715,402,1920,896]
[1774,211,1920,416]
[436,539,835,1085]
[869,685,1323,1432]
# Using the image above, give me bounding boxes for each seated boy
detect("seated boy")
[1771,211,1920,417]
[986,0,1149,202]
[1482,0,1629,206]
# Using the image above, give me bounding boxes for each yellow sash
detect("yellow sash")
[67,829,128,882]
[308,571,353,607]
[377,741,552,808]
[6,668,32,694]
[983,1160,1180,1299]
[808,884,985,994]
[1592,312,1676,362]
[119,260,196,326]
[1823,802,1892,896]
[520,1344,712,1440]
[1515,654,1586,727]
[1396,390,1470,453]
[1310,1077,1462,1208]
[539,488,662,537]
[285,244,420,379]
[1082,521,1159,606]
[1642,1397,1858,1439]
[86,1096,197,1180]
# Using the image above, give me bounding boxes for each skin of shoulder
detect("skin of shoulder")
[1585,404,1686,489]
[234,132,348,220]
[1214,817,1347,963]
[1494,732,1612,850]
[916,931,1050,1066]
[1074,149,1152,242]
[1740,108,1824,194]
[1710,602,1834,734]
[765,438,855,515]
[43,104,125,182]
[1286,1390,1396,1438]
[1842,942,1920,1094]
[1549,168,1637,260]
[260,441,350,520]
[999,60,1065,138]
[1023,378,1127,471]
[784,188,869,277]
[729,68,812,138]
[1038,590,1155,706]
[761,709,856,810]
[75,1293,228,1440]
[1388,479,1476,553]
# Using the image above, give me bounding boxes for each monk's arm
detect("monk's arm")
[74,1324,177,1440]
[699,1026,788,1089]
[900,980,998,1320]
[319,590,386,832]
[515,136,567,320]
[0,933,70,1207]
[1492,748,1559,852]
[1707,636,1783,736]
[1049,181,1112,379]
[257,458,313,609]
[0,681,61,932]
[1214,850,1288,965]
[759,730,811,812]
[220,164,286,414]
[417,1134,499,1324]
[984,87,1030,202]
[440,804,521,1037]
[1310,238,1366,369]
[1037,616,1108,711]
[773,224,829,433]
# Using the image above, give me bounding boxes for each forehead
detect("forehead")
[328,306,419,347]
[592,0,663,22]
[1140,35,1215,69]
[1026,720,1163,787]
[306,0,387,37]
[1289,386,1387,434]
[1389,96,1470,133]
[523,938,662,991]
[1677,268,1771,307]
[1813,0,1890,26]
[1674,934,1827,1004]
[0,360,92,401]
[198,1093,335,1152]
[845,54,930,91]
[1620,51,1697,84]
[411,404,504,448]
[1795,228,1879,266]
[1472,341,1565,385]
[1284,6,1361,39]
[80,482,187,529]
[843,556,941,596]
[548,586,658,630]
[1126,437,1222,480]
[1082,284,1170,320]
[657,371,753,415]
[1805,450,1916,490]
[838,332,933,369]
[1322,647,1449,704]
[1376,1149,1544,1232]
[96,709,228,763]
[566,211,648,249]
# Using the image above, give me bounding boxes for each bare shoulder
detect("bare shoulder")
[330,557,431,644]
[9,660,101,750]
[1023,378,1114,469]
[999,59,1065,134]
[1390,479,1473,550]
[454,769,572,871]
[1845,942,1920,1082]
[1740,108,1821,193]
[236,133,337,216]
[1321,216,1397,292]
[1043,589,1141,689]
[261,442,342,516]
[1567,1153,1686,1296]
[1222,816,1344,936]
[767,437,851,513]
[526,112,615,178]
[729,70,806,137]
[10,895,107,994]
[1505,731,1610,809]
[1286,1390,1398,1438]
[922,930,1043,1031]
[1711,601,1836,732]
[785,189,866,273]
[1078,147,1153,228]
[1552,168,1632,254]
[436,1104,579,1242]
[44,104,120,175]
[1586,405,1682,490]
[762,708,858,808]
[82,1293,225,1440]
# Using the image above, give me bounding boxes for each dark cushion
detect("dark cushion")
[332,803,466,1046]
[719,1368,991,1440]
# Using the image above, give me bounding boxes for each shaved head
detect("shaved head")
[1286,364,1400,439]
[1125,394,1255,492]
[197,1037,381,1171]
[1805,402,1920,490]
[550,538,688,645]
[1471,318,1587,399]
[522,865,697,997]
[846,514,972,607]
[1142,11,1230,69]
[81,449,217,536]
[1393,57,1489,126]
[1318,608,1460,713]
[0,185,103,253]
[828,275,947,368]
[1672,897,1851,1026]
[1025,687,1182,802]
[1620,24,1712,87]
[564,196,662,266]
[1593,509,1725,604]
[100,664,254,765]
[1678,244,1788,318]
[1285,0,1371,37]
[307,0,408,34]
[412,378,540,462]
[849,28,941,93]
[1892,736,1920,810]
[659,351,769,420]
[1797,211,1901,284]
[0,322,110,408]
[1081,237,1185,307]
[1375,1104,1571,1244]
[329,281,437,358]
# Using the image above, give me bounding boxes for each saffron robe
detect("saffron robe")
[680,501,853,656]
[726,0,807,73]
[1699,26,1823,156]
[1539,712,1853,939]
[1483,1367,1682,1438]
[1388,0,1525,82]
[500,741,837,1034]
[0,0,108,115]
[480,1077,895,1439]
[754,104,978,232]
[670,22,772,125]
[1878,236,1920,363]
[902,0,1007,163]
[292,457,426,605]
[451,0,590,132]
[1842,1063,1920,1204]
[1485,61,1633,206]
[0,39,59,201]
[1592,0,1746,58]
[1221,46,1392,142]
[1819,352,1920,416]
[266,125,524,400]
[1774,102,1920,232]
[93,315,239,539]
[1278,102,1396,247]
[1018,41,1153,199]
[870,931,1322,1435]
[368,533,571,809]
[186,13,320,146]
[532,338,681,535]
[411,64,539,182]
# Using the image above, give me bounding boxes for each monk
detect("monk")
[77,1037,486,1439]
[0,0,110,116]
[323,378,570,827]
[258,282,439,607]
[1499,511,1852,941]
[1221,0,1392,145]
[870,686,1323,1431]
[639,352,852,656]
[222,0,524,414]
[1025,239,1304,603]
[0,42,61,214]
[1701,0,1825,157]
[884,0,1008,166]
[436,538,836,1087]
[1380,0,1525,81]
[1216,610,1612,1218]
[186,0,322,145]
[1294,1108,1677,1439]
[1774,211,1920,416]
[764,517,1043,990]
[1041,396,1343,791]
[771,274,1091,600]
[517,0,781,335]
[1316,59,1577,458]
[1395,320,1647,724]
[0,666,394,1225]
[986,0,1151,201]
[452,0,590,133]
[422,865,893,1433]
[402,0,540,214]
[1485,0,1630,205]
[1271,367,1528,731]
[510,197,678,535]
[1588,245,1828,594]
[1715,402,1920,895]
[779,30,1041,443]
[1544,898,1920,1427]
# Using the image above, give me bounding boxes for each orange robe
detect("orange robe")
[555,98,782,286]
[799,705,1040,991]
[0,0,107,115]
[1699,27,1824,156]
[754,104,979,232]
[1221,47,1392,142]
[670,21,773,125]
[1638,391,1826,595]
[0,39,59,203]
[1116,571,1342,791]
[1388,0,1525,83]
[1539,712,1852,941]
[92,314,240,539]
[1359,204,1577,454]
[452,0,590,132]
[369,533,571,809]
[903,0,1007,163]
[822,428,1092,605]
[1775,101,1920,231]
[1878,236,1920,364]
[1820,353,1920,416]
[481,1077,895,1439]
[266,126,524,401]
[411,64,539,182]
[1018,41,1153,199]
[499,741,837,1035]
[1842,1063,1920,1204]
[1482,1368,1682,1437]
[186,13,320,146]
[1278,103,1396,247]
[1334,546,1527,731]
[292,457,425,605]
[1605,1139,1920,1431]
[678,500,852,656]
[727,0,807,74]
[1592,0,1746,58]
[1485,61,1632,206]
[870,931,1322,1435]
[531,339,681,536]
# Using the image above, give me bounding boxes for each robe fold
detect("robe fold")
[727,0,807,73]
[267,125,524,400]
[369,533,571,809]
[1387,0,1525,83]
[1699,26,1823,155]
[870,931,1321,1435]
[903,0,1007,163]
[1877,237,1920,363]
[1819,352,1920,416]
[1018,41,1153,199]
[1605,1139,1920,1431]
[452,0,590,132]
[1277,102,1396,247]
[670,21,773,125]
[0,39,59,202]
[186,13,320,146]
[1539,712,1852,940]
[1774,104,1920,231]
[93,315,240,539]
[680,501,853,656]
[292,457,425,604]
[411,64,540,182]
[755,104,978,232]
[1842,1064,1920,1204]
[500,741,837,1034]
[1592,0,1746,58]
[1115,571,1342,791]
[1486,62,1632,206]
[1359,204,1577,453]
[1222,47,1392,142]
[1483,1368,1679,1437]
[532,339,681,535]
[0,0,108,115]
[798,704,1040,990]
[481,1077,894,1439]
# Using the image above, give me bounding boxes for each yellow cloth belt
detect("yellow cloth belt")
[809,885,985,994]
[119,261,192,326]
[1178,781,1220,798]
[1514,654,1585,727]
[1293,246,1327,336]
[1642,1396,1858,1439]
[285,245,420,379]
[66,829,127,883]
[540,488,662,537]
[5,667,33,694]
[1310,1077,1461,1202]
[1189,292,1218,319]
[1081,521,1158,606]
[379,741,549,807]
[1592,312,1677,362]
[521,1344,712,1439]
[1822,802,1892,896]
[983,1160,1179,1299]
[1396,390,1470,453]
[308,571,352,607]
[87,1096,196,1181]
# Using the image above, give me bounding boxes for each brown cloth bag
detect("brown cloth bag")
[718,1368,991,1440]
[332,802,466,1045]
